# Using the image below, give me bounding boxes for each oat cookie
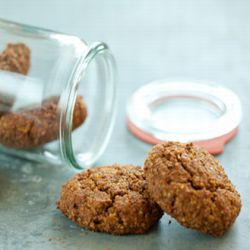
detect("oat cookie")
[0,95,87,149]
[0,43,31,116]
[144,141,241,237]
[0,43,30,75]
[57,164,163,235]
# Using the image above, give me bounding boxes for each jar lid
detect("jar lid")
[126,80,242,154]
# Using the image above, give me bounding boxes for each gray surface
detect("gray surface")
[0,0,250,249]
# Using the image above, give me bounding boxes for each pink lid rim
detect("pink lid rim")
[127,117,238,155]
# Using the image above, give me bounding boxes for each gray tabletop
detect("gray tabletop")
[0,0,250,249]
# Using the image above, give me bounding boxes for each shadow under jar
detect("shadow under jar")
[0,19,116,169]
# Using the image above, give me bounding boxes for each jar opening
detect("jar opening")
[59,42,116,169]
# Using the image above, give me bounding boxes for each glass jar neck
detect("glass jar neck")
[59,42,116,169]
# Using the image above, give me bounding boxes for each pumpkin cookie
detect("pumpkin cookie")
[0,43,30,75]
[144,141,241,237]
[57,164,163,235]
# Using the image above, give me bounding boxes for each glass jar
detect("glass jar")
[0,19,116,169]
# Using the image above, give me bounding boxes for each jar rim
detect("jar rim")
[59,42,116,169]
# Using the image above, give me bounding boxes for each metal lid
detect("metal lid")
[126,80,242,154]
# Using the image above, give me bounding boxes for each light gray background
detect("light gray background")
[0,0,249,249]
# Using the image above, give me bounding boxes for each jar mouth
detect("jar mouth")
[59,42,116,169]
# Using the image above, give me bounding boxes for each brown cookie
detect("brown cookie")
[57,164,163,235]
[0,43,31,75]
[144,141,241,237]
[0,95,87,149]
[0,43,31,116]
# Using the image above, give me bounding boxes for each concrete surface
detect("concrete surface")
[0,0,250,249]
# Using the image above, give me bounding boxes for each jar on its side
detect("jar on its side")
[0,19,116,169]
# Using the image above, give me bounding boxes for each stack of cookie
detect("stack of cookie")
[0,43,88,149]
[57,141,241,237]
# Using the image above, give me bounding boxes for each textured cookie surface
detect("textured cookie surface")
[57,165,163,235]
[144,141,241,237]
[0,95,87,149]
[0,43,31,116]
[0,43,30,75]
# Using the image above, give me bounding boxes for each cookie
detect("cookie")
[57,164,163,235]
[0,95,87,149]
[144,141,241,237]
[0,43,31,116]
[0,43,30,75]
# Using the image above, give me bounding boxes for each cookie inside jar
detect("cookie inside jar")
[0,43,88,149]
